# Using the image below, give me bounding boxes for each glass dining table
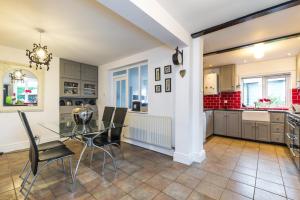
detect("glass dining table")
[39,120,125,184]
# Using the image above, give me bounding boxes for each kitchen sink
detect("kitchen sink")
[242,111,270,122]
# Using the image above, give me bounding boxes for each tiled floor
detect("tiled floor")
[1,136,300,200]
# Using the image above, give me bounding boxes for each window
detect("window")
[242,74,290,107]
[112,63,148,109]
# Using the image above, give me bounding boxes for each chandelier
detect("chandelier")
[26,30,52,71]
[9,70,26,83]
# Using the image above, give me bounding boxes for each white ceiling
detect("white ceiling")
[0,0,162,65]
[204,36,300,68]
[157,0,288,34]
[204,5,300,53]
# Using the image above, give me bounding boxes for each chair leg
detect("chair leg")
[20,169,31,191]
[69,156,74,184]
[94,146,117,175]
[19,160,29,179]
[102,149,106,175]
[90,147,95,166]
[61,158,66,174]
[108,145,115,157]
[112,143,124,159]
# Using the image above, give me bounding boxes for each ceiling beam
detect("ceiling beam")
[204,32,300,56]
[192,0,300,38]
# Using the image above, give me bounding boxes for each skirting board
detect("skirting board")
[173,150,206,165]
[122,137,174,156]
[0,135,60,153]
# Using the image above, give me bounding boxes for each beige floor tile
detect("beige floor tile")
[195,181,224,200]
[163,182,192,200]
[187,191,214,200]
[93,185,126,200]
[203,173,229,188]
[129,183,160,200]
[234,165,256,177]
[159,169,181,181]
[176,173,200,189]
[256,171,283,185]
[226,180,254,199]
[153,193,174,200]
[184,168,207,180]
[0,190,17,200]
[255,178,286,197]
[146,175,172,191]
[114,176,142,193]
[230,172,256,186]
[285,186,300,200]
[254,188,286,200]
[120,195,135,200]
[220,190,251,200]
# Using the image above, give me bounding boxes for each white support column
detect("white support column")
[173,37,205,165]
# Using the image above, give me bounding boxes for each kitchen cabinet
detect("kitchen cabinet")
[205,110,214,138]
[60,59,81,79]
[227,112,241,138]
[219,64,235,92]
[81,64,98,81]
[214,110,241,137]
[270,112,285,144]
[60,78,81,97]
[214,111,227,136]
[256,122,270,142]
[242,120,256,140]
[81,81,98,98]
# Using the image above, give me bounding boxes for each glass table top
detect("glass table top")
[39,120,125,138]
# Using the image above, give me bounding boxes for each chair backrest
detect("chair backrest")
[18,111,39,175]
[111,107,127,141]
[102,106,115,123]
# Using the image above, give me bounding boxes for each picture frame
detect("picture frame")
[155,85,162,93]
[164,65,172,74]
[165,78,171,92]
[155,67,161,81]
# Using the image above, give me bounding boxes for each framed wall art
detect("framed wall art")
[155,85,162,93]
[165,78,171,92]
[155,67,161,81]
[164,65,172,74]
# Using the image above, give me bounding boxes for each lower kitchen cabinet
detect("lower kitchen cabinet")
[242,120,256,140]
[214,110,241,137]
[205,110,214,138]
[256,122,270,142]
[227,111,241,138]
[214,111,227,136]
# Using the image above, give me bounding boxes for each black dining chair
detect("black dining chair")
[92,107,127,174]
[17,111,74,200]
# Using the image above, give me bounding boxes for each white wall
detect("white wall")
[98,45,175,118]
[236,57,296,87]
[0,45,60,152]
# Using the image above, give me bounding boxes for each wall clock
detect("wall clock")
[172,47,183,65]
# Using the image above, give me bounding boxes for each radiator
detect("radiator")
[123,113,172,149]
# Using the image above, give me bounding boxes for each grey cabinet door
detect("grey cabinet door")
[242,120,256,140]
[219,65,235,92]
[60,59,81,79]
[206,111,214,138]
[81,64,98,81]
[81,81,98,98]
[214,111,227,136]
[256,122,270,142]
[227,112,241,138]
[60,78,81,97]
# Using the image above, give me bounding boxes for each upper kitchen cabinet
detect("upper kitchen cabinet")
[81,64,98,81]
[219,64,236,92]
[60,59,81,80]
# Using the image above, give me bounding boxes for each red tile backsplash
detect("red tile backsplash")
[292,88,300,104]
[204,91,241,109]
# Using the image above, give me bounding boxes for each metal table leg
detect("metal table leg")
[72,142,87,185]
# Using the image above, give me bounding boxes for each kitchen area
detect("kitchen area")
[203,35,300,170]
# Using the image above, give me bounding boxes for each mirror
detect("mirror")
[0,60,44,112]
[3,69,38,106]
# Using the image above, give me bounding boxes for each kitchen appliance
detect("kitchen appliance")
[287,113,300,169]
[204,73,218,95]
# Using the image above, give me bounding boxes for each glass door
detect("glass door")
[113,77,127,108]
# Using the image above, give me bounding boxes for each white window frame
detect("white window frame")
[241,73,291,107]
[111,62,148,109]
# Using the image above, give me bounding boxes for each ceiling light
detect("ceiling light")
[9,70,26,83]
[253,43,265,59]
[287,53,292,56]
[26,29,52,71]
